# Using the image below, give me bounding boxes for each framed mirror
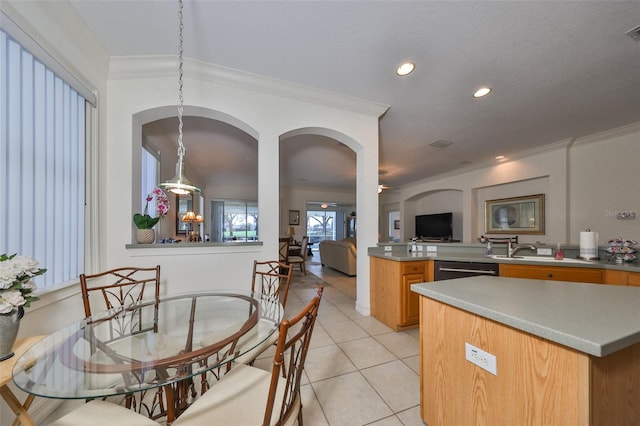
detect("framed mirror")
[176,194,193,235]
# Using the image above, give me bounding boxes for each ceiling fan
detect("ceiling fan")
[308,201,338,209]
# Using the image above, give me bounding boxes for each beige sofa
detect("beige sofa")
[319,238,357,276]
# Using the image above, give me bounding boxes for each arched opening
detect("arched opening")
[133,106,259,243]
[405,189,464,241]
[279,128,359,244]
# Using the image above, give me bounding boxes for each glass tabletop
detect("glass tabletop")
[12,291,283,400]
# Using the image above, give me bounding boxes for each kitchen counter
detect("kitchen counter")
[368,244,640,273]
[412,276,640,356]
[413,275,640,425]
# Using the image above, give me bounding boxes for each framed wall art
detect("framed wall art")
[288,210,300,225]
[485,194,545,235]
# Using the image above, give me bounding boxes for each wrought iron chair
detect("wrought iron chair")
[173,286,324,426]
[80,266,161,318]
[78,265,171,420]
[252,260,293,308]
[278,237,290,264]
[228,261,293,366]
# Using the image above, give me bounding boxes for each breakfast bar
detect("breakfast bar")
[412,276,640,425]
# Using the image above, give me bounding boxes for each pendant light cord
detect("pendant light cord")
[159,0,200,194]
[177,0,185,159]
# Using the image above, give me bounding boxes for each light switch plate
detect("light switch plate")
[426,245,437,252]
[465,343,497,375]
[384,246,392,252]
[537,247,552,256]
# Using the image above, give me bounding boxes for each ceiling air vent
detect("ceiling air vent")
[430,140,453,148]
[626,25,640,41]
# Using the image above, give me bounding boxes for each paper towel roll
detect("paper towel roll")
[580,231,598,259]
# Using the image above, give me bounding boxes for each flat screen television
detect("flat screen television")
[415,212,453,240]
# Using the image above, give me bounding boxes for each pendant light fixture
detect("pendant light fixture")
[160,0,201,195]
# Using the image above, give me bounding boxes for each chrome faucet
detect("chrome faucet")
[507,241,537,258]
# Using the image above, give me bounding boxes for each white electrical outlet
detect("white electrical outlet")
[384,246,392,252]
[537,247,552,256]
[465,343,497,375]
[416,245,423,251]
[426,245,437,252]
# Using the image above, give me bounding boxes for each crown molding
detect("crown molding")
[572,121,640,146]
[109,56,389,117]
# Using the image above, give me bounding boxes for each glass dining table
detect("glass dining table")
[11,291,283,422]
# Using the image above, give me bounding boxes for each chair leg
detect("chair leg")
[298,403,304,426]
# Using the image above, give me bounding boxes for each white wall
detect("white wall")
[109,57,384,313]
[381,122,640,245]
[383,145,567,245]
[3,2,386,350]
[569,124,640,243]
[407,190,463,240]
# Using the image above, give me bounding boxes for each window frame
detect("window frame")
[210,199,259,242]
[0,24,95,294]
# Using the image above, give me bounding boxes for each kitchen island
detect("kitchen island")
[412,276,640,425]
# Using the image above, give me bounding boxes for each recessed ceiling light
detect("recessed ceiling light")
[396,62,415,76]
[473,87,492,98]
[495,155,505,160]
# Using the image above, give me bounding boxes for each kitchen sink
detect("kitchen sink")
[489,255,594,264]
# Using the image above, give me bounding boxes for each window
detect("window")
[141,145,159,215]
[307,210,336,243]
[0,28,89,290]
[210,200,258,242]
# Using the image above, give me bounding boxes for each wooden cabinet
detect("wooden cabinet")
[500,264,602,283]
[420,296,640,426]
[603,270,640,286]
[370,257,432,330]
[401,272,424,325]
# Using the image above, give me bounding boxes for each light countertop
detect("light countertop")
[411,276,640,357]
[369,245,640,273]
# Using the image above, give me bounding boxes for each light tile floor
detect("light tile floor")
[261,253,424,426]
[46,252,424,425]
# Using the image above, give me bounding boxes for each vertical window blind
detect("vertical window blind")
[1,29,87,290]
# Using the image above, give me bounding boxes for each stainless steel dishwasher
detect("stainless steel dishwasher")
[433,260,499,281]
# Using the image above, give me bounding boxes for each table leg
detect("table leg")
[0,385,36,426]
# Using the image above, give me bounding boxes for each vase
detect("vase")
[136,228,156,244]
[0,307,23,361]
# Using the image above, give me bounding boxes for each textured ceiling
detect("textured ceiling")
[70,0,640,190]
